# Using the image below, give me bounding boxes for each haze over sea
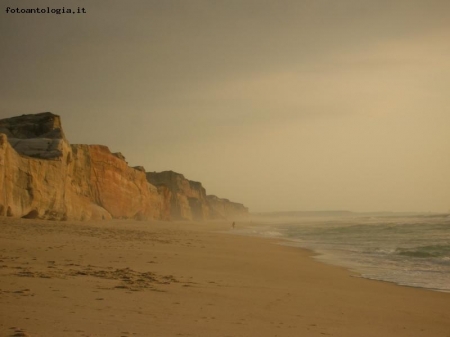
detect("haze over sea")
[238,212,450,292]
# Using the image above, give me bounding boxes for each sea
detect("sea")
[234,213,450,293]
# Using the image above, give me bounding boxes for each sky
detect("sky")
[1,0,450,213]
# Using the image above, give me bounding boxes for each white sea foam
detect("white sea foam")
[236,215,450,292]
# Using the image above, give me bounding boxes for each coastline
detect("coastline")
[1,218,449,337]
[230,218,450,294]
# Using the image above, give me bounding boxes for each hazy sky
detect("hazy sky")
[1,0,450,212]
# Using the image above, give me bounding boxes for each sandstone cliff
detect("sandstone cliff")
[146,171,249,221]
[206,195,249,220]
[0,112,165,220]
[0,112,248,221]
[146,171,210,221]
[0,112,68,159]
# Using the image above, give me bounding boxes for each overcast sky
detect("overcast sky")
[1,0,449,212]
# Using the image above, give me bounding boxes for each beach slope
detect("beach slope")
[1,218,449,337]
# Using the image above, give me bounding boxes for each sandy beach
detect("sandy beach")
[1,218,449,337]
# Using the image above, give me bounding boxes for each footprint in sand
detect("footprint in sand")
[9,327,31,337]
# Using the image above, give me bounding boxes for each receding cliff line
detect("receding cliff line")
[0,112,248,221]
[145,171,248,221]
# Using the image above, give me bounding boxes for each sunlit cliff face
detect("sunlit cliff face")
[1,0,450,213]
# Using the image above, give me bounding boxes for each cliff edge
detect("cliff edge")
[0,112,248,221]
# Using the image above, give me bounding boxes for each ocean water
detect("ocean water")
[235,214,450,292]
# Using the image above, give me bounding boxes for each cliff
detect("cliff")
[0,112,165,220]
[0,112,67,159]
[206,195,249,220]
[146,171,249,221]
[0,112,248,221]
[146,171,210,221]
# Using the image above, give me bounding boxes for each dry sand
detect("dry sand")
[0,218,449,337]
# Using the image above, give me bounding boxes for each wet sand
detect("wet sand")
[1,218,449,337]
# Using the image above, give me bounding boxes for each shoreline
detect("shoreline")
[1,218,450,337]
[228,219,450,294]
[281,240,450,294]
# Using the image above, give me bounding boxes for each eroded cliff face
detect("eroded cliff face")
[0,112,67,159]
[146,171,249,221]
[0,112,248,221]
[0,113,165,220]
[207,195,249,220]
[69,144,165,220]
[0,132,71,219]
[146,171,210,221]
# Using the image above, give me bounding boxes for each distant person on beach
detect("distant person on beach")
[232,221,235,229]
